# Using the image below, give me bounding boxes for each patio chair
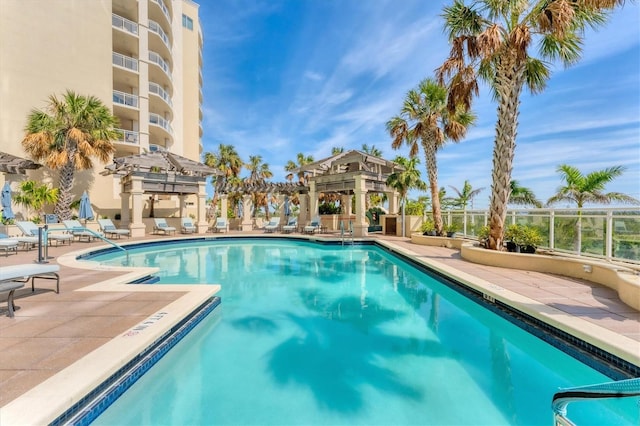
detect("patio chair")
[0,234,18,256]
[304,216,321,234]
[97,218,130,239]
[16,220,73,246]
[63,219,102,242]
[211,217,228,233]
[153,218,176,235]
[181,217,197,234]
[282,217,297,233]
[0,263,61,316]
[264,217,280,233]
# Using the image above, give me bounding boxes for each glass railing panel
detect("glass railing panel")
[148,51,171,78]
[115,129,139,145]
[151,0,171,23]
[148,20,171,51]
[149,82,172,107]
[113,90,139,108]
[112,13,138,35]
[149,113,173,135]
[112,52,138,72]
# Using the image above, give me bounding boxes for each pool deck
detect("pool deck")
[0,231,638,418]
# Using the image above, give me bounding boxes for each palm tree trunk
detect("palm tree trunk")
[422,135,443,235]
[54,159,76,221]
[487,53,526,250]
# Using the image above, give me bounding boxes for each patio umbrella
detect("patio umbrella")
[284,196,291,217]
[1,182,14,220]
[78,191,94,221]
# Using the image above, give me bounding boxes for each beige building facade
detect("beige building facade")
[0,0,204,223]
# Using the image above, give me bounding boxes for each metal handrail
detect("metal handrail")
[552,378,640,425]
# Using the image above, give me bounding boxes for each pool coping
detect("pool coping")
[1,235,638,424]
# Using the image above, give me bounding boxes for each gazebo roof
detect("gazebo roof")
[0,151,42,174]
[102,151,221,177]
[296,150,402,176]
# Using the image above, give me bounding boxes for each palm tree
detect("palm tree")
[246,155,273,217]
[509,180,543,208]
[387,78,475,236]
[21,90,119,220]
[386,156,427,237]
[13,180,59,221]
[284,153,314,184]
[361,144,383,157]
[547,164,638,252]
[438,0,624,250]
[331,147,345,155]
[448,180,484,210]
[204,144,243,213]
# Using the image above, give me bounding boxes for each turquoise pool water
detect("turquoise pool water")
[89,239,637,425]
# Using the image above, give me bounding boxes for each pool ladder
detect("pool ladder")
[552,377,640,425]
[340,221,354,246]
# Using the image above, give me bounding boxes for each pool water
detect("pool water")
[90,239,638,425]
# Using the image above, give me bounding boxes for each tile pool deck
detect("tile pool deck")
[0,232,638,419]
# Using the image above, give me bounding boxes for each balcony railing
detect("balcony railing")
[149,143,167,152]
[112,52,138,72]
[149,113,173,135]
[148,51,171,79]
[112,13,138,35]
[425,207,640,264]
[115,129,139,145]
[113,90,139,108]
[151,0,171,23]
[148,19,171,51]
[149,82,172,107]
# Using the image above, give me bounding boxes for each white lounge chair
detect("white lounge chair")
[282,217,297,233]
[16,220,73,246]
[153,218,176,235]
[304,217,321,234]
[0,234,18,256]
[264,217,280,233]
[97,218,130,239]
[181,217,197,234]
[63,220,102,242]
[0,263,61,316]
[211,218,228,233]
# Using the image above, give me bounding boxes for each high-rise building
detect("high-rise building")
[0,0,203,217]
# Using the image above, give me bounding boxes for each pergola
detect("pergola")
[0,152,41,175]
[102,151,221,236]
[296,150,402,237]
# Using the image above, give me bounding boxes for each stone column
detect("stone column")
[129,175,146,237]
[353,176,368,237]
[278,194,286,224]
[196,181,208,234]
[299,194,309,227]
[387,191,399,215]
[220,194,228,220]
[241,194,253,231]
[120,189,130,226]
[308,181,318,219]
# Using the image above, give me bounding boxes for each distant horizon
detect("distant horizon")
[198,1,640,209]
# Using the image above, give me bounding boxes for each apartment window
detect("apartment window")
[182,14,193,30]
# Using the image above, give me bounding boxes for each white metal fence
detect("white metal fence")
[430,207,640,264]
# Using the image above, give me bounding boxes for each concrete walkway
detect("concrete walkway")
[0,232,638,409]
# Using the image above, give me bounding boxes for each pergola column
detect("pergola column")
[278,194,286,223]
[129,175,146,237]
[241,194,252,231]
[120,189,130,226]
[341,194,353,216]
[299,194,309,226]
[196,182,208,234]
[308,181,318,219]
[220,194,228,220]
[387,191,399,215]
[353,176,368,237]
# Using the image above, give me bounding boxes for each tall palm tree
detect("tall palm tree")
[448,180,484,210]
[547,164,638,252]
[284,153,314,184]
[438,0,623,250]
[246,155,273,217]
[361,144,383,157]
[386,156,427,237]
[204,144,243,212]
[21,90,119,220]
[509,180,543,208]
[387,78,475,236]
[331,147,345,155]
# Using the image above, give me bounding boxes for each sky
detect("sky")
[197,1,640,209]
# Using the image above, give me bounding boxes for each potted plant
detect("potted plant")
[445,223,458,238]
[421,219,436,236]
[504,224,524,252]
[505,224,542,253]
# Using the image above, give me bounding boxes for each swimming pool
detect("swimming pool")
[80,239,638,424]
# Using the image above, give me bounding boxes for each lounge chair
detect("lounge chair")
[0,264,61,316]
[0,234,18,256]
[264,217,280,233]
[211,218,228,233]
[304,216,321,234]
[181,217,197,234]
[16,220,73,246]
[153,218,176,235]
[97,218,130,239]
[282,217,297,233]
[63,219,102,242]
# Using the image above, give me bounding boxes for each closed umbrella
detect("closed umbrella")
[1,182,14,220]
[78,191,94,221]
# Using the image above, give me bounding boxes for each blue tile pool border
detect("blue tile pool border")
[50,296,221,426]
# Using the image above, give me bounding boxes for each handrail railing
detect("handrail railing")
[149,113,173,135]
[112,52,138,72]
[149,82,172,107]
[113,90,139,108]
[552,378,640,425]
[148,19,171,51]
[112,13,138,35]
[148,51,171,78]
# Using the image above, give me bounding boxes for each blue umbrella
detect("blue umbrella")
[78,191,94,221]
[284,196,291,217]
[1,182,14,220]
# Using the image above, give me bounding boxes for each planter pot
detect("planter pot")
[520,245,537,254]
[505,241,518,252]
[446,231,456,238]
[423,231,437,236]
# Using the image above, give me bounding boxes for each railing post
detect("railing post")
[549,210,555,250]
[605,211,613,260]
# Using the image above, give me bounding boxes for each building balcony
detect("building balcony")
[148,51,172,85]
[149,82,172,108]
[149,0,171,28]
[148,19,172,58]
[112,52,138,72]
[113,129,141,155]
[149,143,167,153]
[113,90,139,108]
[149,113,173,144]
[112,13,138,35]
[113,90,139,122]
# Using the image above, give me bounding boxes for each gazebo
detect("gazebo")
[296,150,402,237]
[102,151,221,237]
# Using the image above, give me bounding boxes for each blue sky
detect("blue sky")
[197,1,639,208]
